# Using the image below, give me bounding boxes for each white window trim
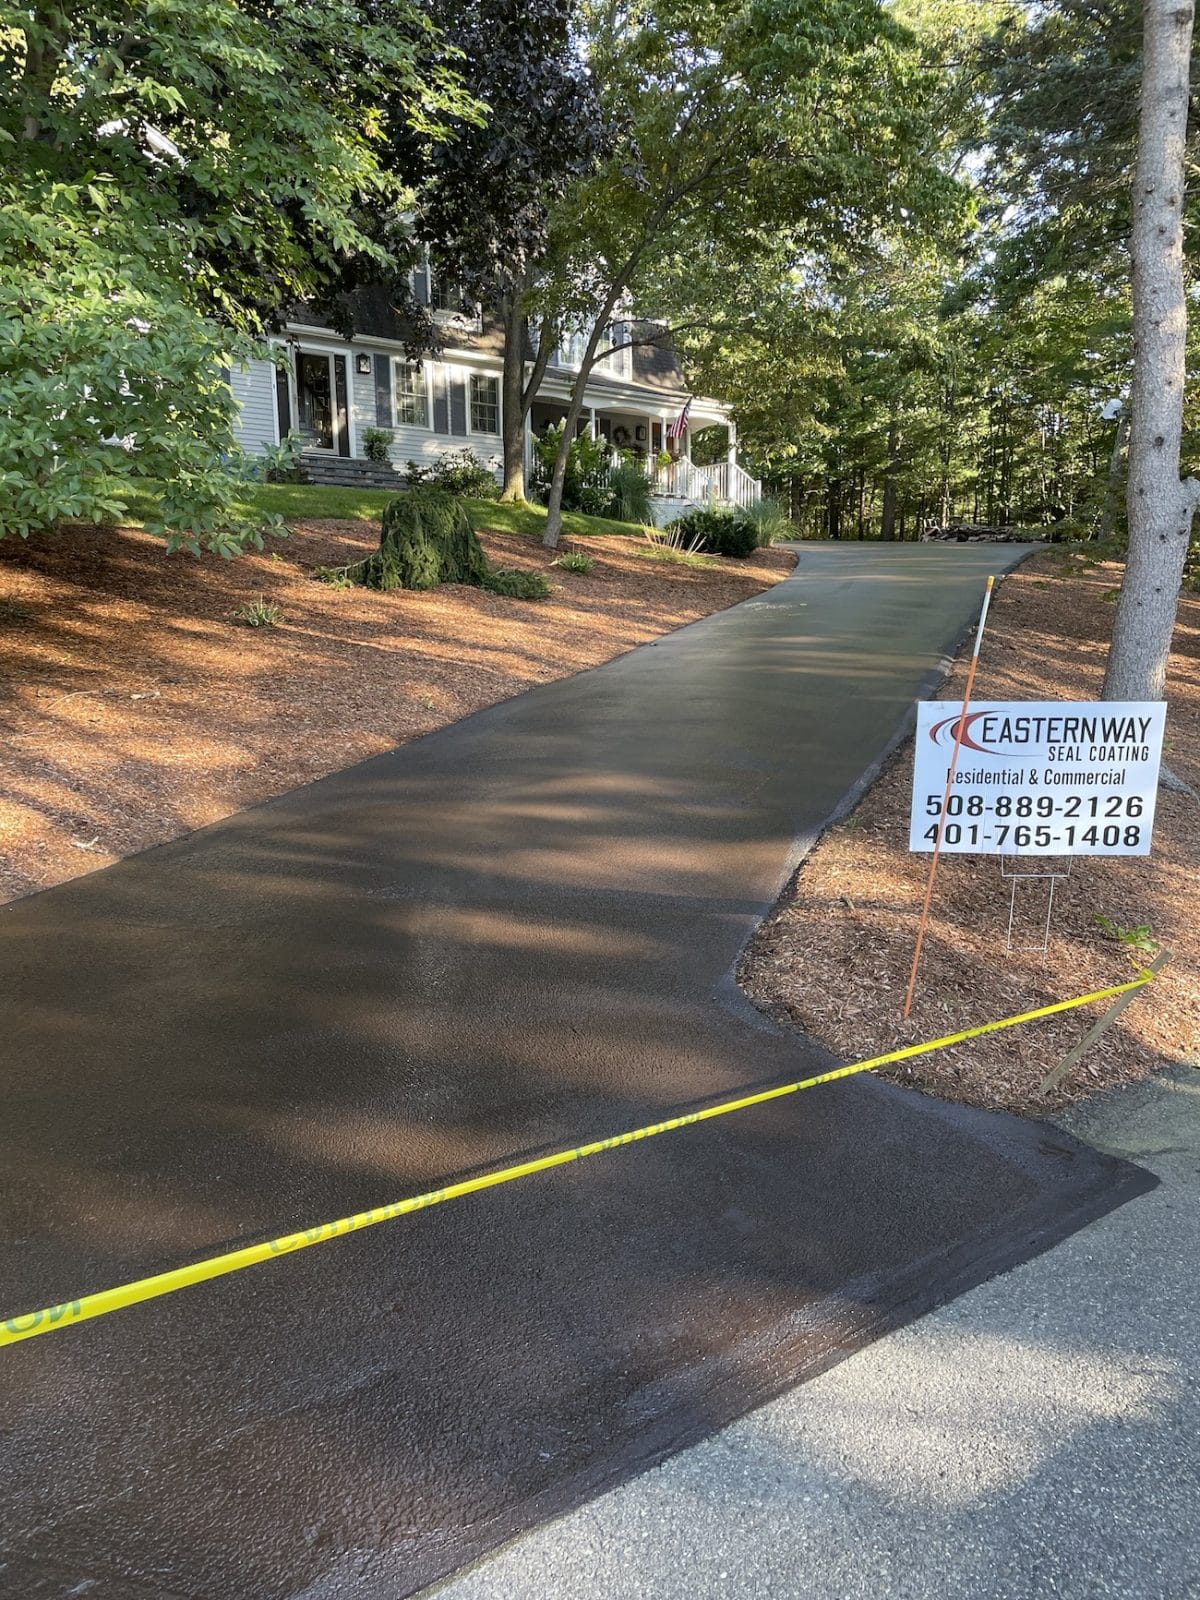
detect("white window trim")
[393,356,432,431]
[416,247,484,334]
[433,305,485,336]
[468,371,501,438]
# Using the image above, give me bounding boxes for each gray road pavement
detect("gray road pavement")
[0,544,1154,1599]
[438,1066,1200,1600]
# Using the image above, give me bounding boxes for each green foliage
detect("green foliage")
[553,551,596,573]
[606,460,652,525]
[480,568,553,599]
[0,0,470,551]
[1092,914,1159,956]
[531,0,964,545]
[404,449,498,497]
[324,487,550,599]
[362,429,394,464]
[234,597,282,627]
[260,432,307,485]
[638,528,718,568]
[740,498,797,546]
[667,507,759,559]
[317,568,356,590]
[0,190,275,553]
[532,424,613,515]
[116,482,651,540]
[331,489,489,592]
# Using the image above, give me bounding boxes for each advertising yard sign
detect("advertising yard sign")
[910,701,1167,857]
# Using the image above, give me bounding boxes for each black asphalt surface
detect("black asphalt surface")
[0,543,1153,1600]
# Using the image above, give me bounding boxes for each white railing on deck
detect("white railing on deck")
[651,459,761,509]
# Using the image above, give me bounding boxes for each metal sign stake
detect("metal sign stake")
[903,576,996,1019]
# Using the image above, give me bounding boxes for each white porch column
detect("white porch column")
[726,418,738,466]
[589,407,597,440]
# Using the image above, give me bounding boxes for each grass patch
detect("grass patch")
[465,498,647,541]
[114,483,650,541]
[632,544,719,569]
[233,597,282,627]
[633,527,719,569]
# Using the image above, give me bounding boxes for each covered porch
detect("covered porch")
[529,398,671,461]
[527,396,760,512]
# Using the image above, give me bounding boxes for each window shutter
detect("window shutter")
[333,355,351,457]
[449,374,468,436]
[374,354,392,426]
[274,361,290,440]
[611,322,627,378]
[413,255,431,307]
[431,364,449,434]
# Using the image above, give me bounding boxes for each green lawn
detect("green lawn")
[118,481,650,541]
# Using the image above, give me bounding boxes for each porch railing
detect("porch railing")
[651,458,761,508]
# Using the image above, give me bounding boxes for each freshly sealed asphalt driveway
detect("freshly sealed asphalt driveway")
[0,543,1152,1599]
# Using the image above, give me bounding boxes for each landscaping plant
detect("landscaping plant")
[607,459,652,525]
[639,526,717,567]
[318,487,550,599]
[666,506,758,558]
[362,428,394,463]
[234,598,283,627]
[531,424,612,516]
[260,432,307,484]
[740,497,796,546]
[404,449,497,497]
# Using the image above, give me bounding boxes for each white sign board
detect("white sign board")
[910,701,1166,856]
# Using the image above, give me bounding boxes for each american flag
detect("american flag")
[666,397,692,442]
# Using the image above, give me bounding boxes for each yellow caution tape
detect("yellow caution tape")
[0,971,1155,1350]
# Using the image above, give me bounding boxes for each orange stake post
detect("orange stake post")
[902,575,995,1020]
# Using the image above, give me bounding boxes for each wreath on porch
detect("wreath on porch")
[612,425,631,447]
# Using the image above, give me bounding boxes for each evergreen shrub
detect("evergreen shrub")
[318,489,550,600]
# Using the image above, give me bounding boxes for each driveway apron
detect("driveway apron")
[0,543,1152,1599]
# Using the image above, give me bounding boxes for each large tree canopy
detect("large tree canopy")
[533,0,960,545]
[0,0,470,549]
[413,0,609,500]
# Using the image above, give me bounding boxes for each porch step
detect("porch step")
[301,453,407,491]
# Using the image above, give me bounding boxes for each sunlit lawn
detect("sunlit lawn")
[117,481,649,541]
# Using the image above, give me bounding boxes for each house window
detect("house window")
[470,374,500,434]
[395,360,429,427]
[431,273,467,315]
[556,323,629,378]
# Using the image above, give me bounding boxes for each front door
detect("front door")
[297,352,335,450]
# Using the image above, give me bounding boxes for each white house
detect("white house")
[227,280,760,514]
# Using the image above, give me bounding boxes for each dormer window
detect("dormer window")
[431,273,469,316]
[410,249,483,332]
[555,322,630,380]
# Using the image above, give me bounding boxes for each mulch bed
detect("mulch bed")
[0,519,793,904]
[739,550,1200,1114]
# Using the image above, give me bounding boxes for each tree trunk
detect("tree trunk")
[1097,412,1130,542]
[827,477,842,540]
[542,291,625,548]
[498,297,528,502]
[880,413,899,540]
[1104,0,1200,701]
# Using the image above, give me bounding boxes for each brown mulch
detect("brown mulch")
[0,520,793,904]
[739,549,1200,1114]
